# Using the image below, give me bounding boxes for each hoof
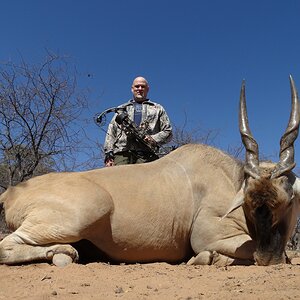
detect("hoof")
[52,253,73,267]
[187,256,196,265]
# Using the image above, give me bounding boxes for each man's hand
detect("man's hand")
[144,135,157,147]
[105,158,114,167]
[104,151,115,167]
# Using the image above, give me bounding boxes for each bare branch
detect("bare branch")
[0,52,88,189]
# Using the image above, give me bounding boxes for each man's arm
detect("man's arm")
[151,107,173,146]
[104,117,117,166]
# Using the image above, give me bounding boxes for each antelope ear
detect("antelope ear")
[221,182,245,220]
[292,177,300,195]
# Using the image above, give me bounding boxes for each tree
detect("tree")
[0,51,87,190]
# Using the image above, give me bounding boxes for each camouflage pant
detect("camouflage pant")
[114,151,158,166]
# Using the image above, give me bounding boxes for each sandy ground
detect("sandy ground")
[0,253,299,300]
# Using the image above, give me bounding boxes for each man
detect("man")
[104,76,172,166]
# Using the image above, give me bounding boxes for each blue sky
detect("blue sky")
[1,0,300,168]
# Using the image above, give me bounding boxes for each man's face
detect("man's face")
[131,78,149,102]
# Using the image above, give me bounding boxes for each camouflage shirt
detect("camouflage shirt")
[104,99,173,155]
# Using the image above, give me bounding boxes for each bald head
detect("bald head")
[131,76,149,103]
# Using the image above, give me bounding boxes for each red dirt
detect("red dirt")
[0,254,299,300]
